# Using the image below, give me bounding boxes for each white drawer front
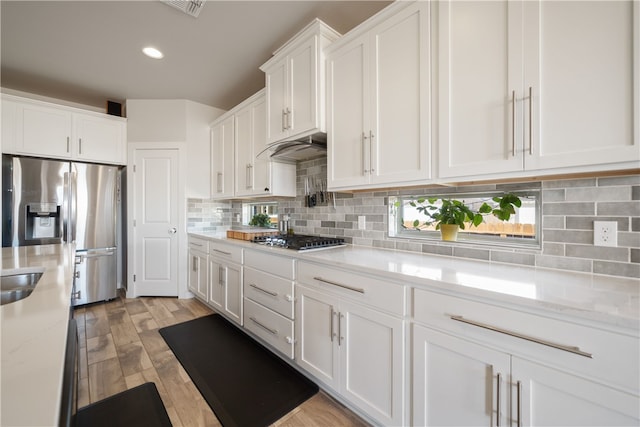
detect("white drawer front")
[413,288,639,393]
[244,267,294,319]
[188,236,209,254]
[244,249,294,280]
[210,241,242,263]
[297,261,406,316]
[244,298,294,359]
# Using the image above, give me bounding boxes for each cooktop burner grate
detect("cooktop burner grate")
[252,234,346,251]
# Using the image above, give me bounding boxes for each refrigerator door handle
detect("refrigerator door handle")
[70,170,77,243]
[82,248,116,258]
[63,172,70,243]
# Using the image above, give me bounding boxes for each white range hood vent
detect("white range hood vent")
[161,0,206,18]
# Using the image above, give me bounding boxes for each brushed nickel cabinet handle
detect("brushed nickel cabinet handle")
[450,315,592,358]
[313,276,365,294]
[250,316,278,335]
[517,380,522,427]
[528,86,533,155]
[249,283,278,297]
[79,138,82,155]
[339,312,345,345]
[282,109,287,132]
[330,309,335,342]
[67,136,70,153]
[217,172,223,193]
[192,256,197,272]
[362,132,368,174]
[496,372,501,427]
[213,249,231,256]
[511,90,516,157]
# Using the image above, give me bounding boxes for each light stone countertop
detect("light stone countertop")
[191,232,640,332]
[1,244,76,427]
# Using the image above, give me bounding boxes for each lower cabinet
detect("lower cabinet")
[296,283,405,426]
[207,242,243,326]
[187,238,209,301]
[412,288,640,427]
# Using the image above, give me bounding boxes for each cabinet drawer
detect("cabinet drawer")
[413,288,639,392]
[244,298,294,359]
[210,241,242,263]
[297,261,406,316]
[244,267,294,319]
[244,249,294,280]
[188,236,209,254]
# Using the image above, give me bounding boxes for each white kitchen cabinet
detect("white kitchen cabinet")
[438,0,639,180]
[1,94,126,165]
[74,113,126,164]
[209,241,243,326]
[210,113,235,199]
[243,249,296,359]
[412,288,640,426]
[260,19,340,144]
[296,263,406,426]
[327,1,430,191]
[212,90,296,199]
[412,325,510,426]
[188,237,209,301]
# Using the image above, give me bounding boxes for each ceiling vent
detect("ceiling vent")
[161,0,206,18]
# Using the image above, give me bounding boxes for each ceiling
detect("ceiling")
[1,0,392,111]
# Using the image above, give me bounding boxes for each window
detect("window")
[242,202,278,228]
[389,190,540,248]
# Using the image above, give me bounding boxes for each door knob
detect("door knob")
[169,227,177,234]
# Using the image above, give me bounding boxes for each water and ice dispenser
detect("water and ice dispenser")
[25,203,62,241]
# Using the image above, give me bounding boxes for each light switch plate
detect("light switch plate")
[593,221,617,247]
[358,216,366,230]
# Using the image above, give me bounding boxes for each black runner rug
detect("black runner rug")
[159,313,318,427]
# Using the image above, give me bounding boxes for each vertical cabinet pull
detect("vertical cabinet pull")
[285,107,291,130]
[79,138,83,155]
[496,372,501,427]
[528,86,533,155]
[369,131,375,173]
[511,90,516,157]
[338,313,345,346]
[282,108,287,131]
[192,256,197,272]
[218,266,224,286]
[361,132,369,174]
[330,309,336,342]
[217,172,223,193]
[66,136,70,153]
[516,380,522,427]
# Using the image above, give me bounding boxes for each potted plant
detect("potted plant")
[398,193,522,241]
[249,213,273,228]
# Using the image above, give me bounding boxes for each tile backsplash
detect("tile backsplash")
[188,158,639,279]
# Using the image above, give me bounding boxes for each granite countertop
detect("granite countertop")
[190,232,640,331]
[1,244,76,427]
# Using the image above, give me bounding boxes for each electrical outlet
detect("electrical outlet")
[593,221,618,247]
[358,216,366,230]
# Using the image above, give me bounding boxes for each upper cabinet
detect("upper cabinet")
[210,113,235,199]
[438,0,640,180]
[210,90,296,200]
[2,94,127,165]
[260,19,340,145]
[326,1,431,191]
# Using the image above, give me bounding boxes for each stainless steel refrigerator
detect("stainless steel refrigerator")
[2,155,121,306]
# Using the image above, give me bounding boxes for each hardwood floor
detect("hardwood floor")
[75,293,369,427]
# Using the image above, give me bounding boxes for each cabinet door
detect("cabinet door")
[524,1,640,170]
[412,325,510,427]
[288,36,317,136]
[340,300,405,426]
[327,34,370,189]
[295,285,340,389]
[211,115,234,199]
[438,0,523,178]
[222,262,242,326]
[235,105,254,196]
[20,103,73,159]
[370,1,431,186]
[250,97,270,196]
[74,114,125,164]
[188,250,207,300]
[512,357,639,426]
[207,257,223,311]
[265,59,289,144]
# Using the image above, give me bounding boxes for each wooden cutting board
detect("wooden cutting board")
[226,229,279,241]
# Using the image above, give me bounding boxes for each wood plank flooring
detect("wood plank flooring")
[75,293,369,427]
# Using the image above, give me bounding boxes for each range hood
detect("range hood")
[258,133,327,162]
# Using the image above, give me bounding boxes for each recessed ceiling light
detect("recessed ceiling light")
[142,46,164,59]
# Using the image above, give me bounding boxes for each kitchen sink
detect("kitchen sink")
[1,270,44,305]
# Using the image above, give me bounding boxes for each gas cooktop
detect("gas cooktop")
[252,234,346,251]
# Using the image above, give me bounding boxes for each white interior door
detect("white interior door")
[133,148,179,296]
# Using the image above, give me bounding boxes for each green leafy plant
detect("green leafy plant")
[398,193,522,231]
[249,213,273,228]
